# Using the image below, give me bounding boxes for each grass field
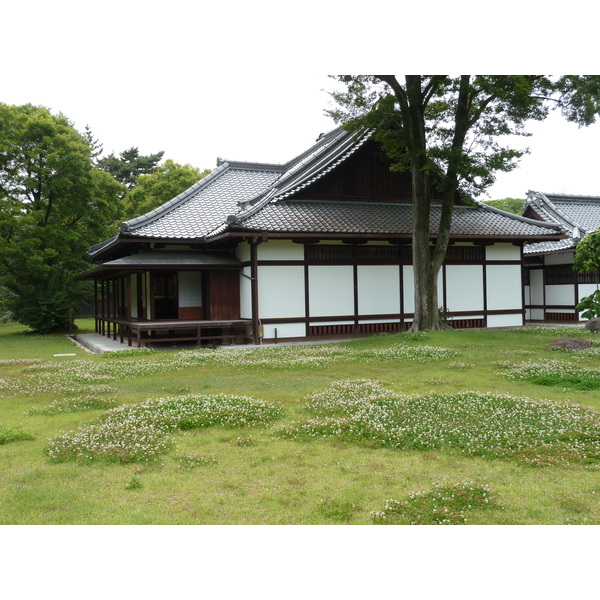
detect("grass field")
[2,319,600,525]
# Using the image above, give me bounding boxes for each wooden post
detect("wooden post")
[250,239,260,344]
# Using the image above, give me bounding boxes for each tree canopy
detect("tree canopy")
[482,198,525,215]
[329,76,600,330]
[123,160,210,220]
[573,231,600,319]
[0,103,212,332]
[0,103,124,332]
[98,146,165,195]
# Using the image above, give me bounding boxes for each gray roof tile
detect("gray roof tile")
[236,200,561,238]
[90,132,566,258]
[523,192,600,254]
[123,166,281,240]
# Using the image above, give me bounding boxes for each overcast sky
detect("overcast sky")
[4,2,600,204]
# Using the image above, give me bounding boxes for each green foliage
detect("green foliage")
[0,423,35,445]
[0,103,124,332]
[500,359,600,390]
[281,380,600,466]
[124,160,210,219]
[98,146,164,192]
[371,481,496,525]
[573,231,600,276]
[573,232,600,318]
[125,474,142,490]
[483,198,525,214]
[45,394,283,463]
[576,289,600,320]
[317,498,360,522]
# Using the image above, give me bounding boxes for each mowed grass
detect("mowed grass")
[1,321,600,525]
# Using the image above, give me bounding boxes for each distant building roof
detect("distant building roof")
[523,192,600,255]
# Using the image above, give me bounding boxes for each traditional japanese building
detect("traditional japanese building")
[80,128,565,347]
[523,192,600,322]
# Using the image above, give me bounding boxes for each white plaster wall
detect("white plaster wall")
[446,265,484,312]
[236,243,251,263]
[357,265,400,315]
[545,284,574,306]
[258,266,305,319]
[579,283,599,319]
[403,266,415,313]
[486,243,521,261]
[403,266,443,313]
[309,320,354,326]
[530,308,545,320]
[544,252,574,266]
[130,275,138,318]
[487,313,523,328]
[309,266,354,317]
[486,264,522,310]
[240,267,252,319]
[258,240,304,261]
[358,318,402,324]
[579,283,598,299]
[178,271,202,307]
[529,270,544,305]
[262,323,306,339]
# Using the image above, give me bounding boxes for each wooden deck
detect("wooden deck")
[96,318,253,347]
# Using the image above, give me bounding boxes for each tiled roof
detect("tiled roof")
[523,192,600,255]
[89,132,566,258]
[123,166,281,240]
[233,200,562,238]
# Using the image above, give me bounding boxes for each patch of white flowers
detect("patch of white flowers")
[371,481,495,525]
[29,395,120,415]
[498,359,600,384]
[280,379,600,466]
[45,393,282,463]
[1,341,458,398]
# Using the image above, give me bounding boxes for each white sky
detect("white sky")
[4,2,600,204]
[3,1,599,594]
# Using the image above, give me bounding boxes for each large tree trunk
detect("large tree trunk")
[410,194,443,331]
[377,75,468,331]
[403,76,443,331]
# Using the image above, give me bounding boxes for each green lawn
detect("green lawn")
[1,321,600,525]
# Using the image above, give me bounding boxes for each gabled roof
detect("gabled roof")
[522,192,600,255]
[89,130,565,259]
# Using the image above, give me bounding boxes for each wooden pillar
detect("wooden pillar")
[101,280,106,336]
[250,239,260,344]
[94,280,99,333]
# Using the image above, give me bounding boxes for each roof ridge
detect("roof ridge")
[526,191,582,234]
[273,129,371,200]
[207,129,370,239]
[474,199,564,231]
[543,192,600,201]
[281,127,344,170]
[218,160,287,172]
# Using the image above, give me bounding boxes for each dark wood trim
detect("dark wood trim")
[399,263,405,330]
[483,259,488,327]
[352,261,358,333]
[304,262,310,338]
[250,240,260,344]
[442,264,447,313]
